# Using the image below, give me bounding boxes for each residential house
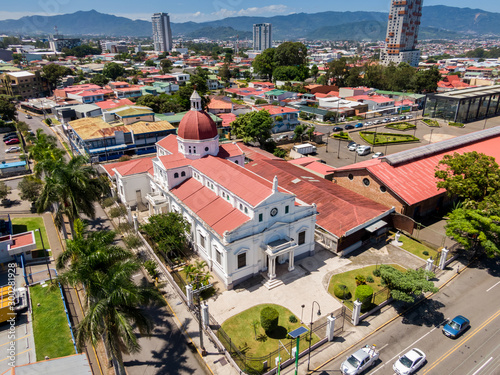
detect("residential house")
[264,89,298,104]
[252,105,300,133]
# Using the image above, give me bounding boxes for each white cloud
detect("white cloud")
[171,4,292,23]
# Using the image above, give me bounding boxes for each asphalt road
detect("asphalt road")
[316,257,500,375]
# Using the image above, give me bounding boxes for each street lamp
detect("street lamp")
[325,131,330,153]
[307,301,321,371]
[429,128,435,144]
[36,228,52,282]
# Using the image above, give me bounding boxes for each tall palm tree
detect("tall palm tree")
[29,129,65,178]
[36,155,108,237]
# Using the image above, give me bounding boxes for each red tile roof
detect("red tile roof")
[253,105,299,116]
[158,154,192,169]
[156,134,179,153]
[208,98,233,110]
[170,178,250,236]
[246,159,390,237]
[95,99,134,110]
[217,113,237,126]
[217,143,243,158]
[10,232,35,249]
[236,143,282,161]
[334,135,500,206]
[113,157,155,177]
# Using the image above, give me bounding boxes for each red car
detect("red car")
[5,138,20,145]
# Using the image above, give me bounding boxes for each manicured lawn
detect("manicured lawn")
[328,264,406,306]
[30,284,75,361]
[332,132,352,141]
[220,303,320,371]
[359,131,419,145]
[448,122,464,127]
[12,217,49,250]
[385,122,416,131]
[423,119,440,127]
[394,232,437,260]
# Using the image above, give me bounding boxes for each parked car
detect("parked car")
[399,116,406,120]
[26,114,32,119]
[5,138,20,145]
[5,146,21,153]
[3,133,17,140]
[442,315,470,339]
[365,121,373,126]
[332,127,343,132]
[340,345,379,375]
[393,348,426,375]
[373,120,380,125]
[406,115,413,119]
[345,124,354,130]
[275,134,289,142]
[382,118,389,123]
[357,145,372,156]
[372,152,384,158]
[355,122,364,128]
[391,117,398,122]
[348,143,358,151]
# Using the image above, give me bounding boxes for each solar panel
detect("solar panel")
[288,326,309,338]
[385,126,500,166]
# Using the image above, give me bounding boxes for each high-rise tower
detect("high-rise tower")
[253,23,272,52]
[381,0,423,67]
[152,12,173,52]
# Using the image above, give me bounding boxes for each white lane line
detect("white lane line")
[378,343,389,351]
[486,281,500,292]
[472,357,493,375]
[368,320,446,374]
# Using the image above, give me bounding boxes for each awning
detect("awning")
[88,144,128,154]
[365,220,387,233]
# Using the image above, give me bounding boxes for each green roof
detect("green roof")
[375,90,425,99]
[207,74,218,80]
[266,89,287,96]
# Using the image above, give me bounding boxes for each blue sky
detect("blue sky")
[1,0,499,22]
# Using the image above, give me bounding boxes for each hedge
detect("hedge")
[448,122,464,127]
[355,285,374,312]
[359,131,419,145]
[333,284,351,300]
[385,122,416,131]
[422,119,440,127]
[260,306,279,333]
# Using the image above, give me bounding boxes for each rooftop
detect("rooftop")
[432,85,500,99]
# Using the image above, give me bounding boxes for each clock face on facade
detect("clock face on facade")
[270,208,278,217]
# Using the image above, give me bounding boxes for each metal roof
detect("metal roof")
[432,85,500,100]
[385,126,500,166]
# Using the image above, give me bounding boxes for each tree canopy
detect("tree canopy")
[141,213,191,257]
[0,96,17,121]
[90,73,109,86]
[102,62,126,80]
[41,63,73,90]
[230,110,274,146]
[273,42,307,67]
[379,265,438,303]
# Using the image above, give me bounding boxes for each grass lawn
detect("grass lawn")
[220,303,320,371]
[332,132,352,141]
[448,122,464,127]
[328,264,406,306]
[12,217,49,250]
[30,284,75,361]
[360,131,418,145]
[393,232,438,260]
[385,122,416,131]
[423,119,440,127]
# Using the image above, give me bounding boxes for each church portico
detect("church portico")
[262,238,297,289]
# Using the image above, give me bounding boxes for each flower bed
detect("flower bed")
[422,119,440,127]
[385,122,416,131]
[359,131,419,145]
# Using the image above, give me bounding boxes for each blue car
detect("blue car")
[355,122,364,128]
[443,315,470,338]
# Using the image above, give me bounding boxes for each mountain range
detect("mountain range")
[0,6,499,40]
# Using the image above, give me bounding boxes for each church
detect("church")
[103,91,317,289]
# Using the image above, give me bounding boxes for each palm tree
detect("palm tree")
[75,258,164,375]
[29,129,65,177]
[36,155,108,237]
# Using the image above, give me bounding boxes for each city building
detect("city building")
[0,71,47,99]
[253,23,272,52]
[252,105,300,133]
[380,0,423,67]
[152,12,173,52]
[49,34,81,52]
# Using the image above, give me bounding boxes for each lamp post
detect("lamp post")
[325,131,330,153]
[337,138,341,159]
[300,304,305,323]
[36,228,52,282]
[307,301,321,371]
[429,128,434,144]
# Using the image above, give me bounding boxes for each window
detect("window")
[235,160,239,164]
[298,231,306,245]
[181,171,186,177]
[239,203,243,210]
[205,147,209,152]
[380,185,387,193]
[348,174,354,180]
[237,253,246,269]
[259,213,263,222]
[215,249,222,265]
[363,178,370,186]
[174,172,179,178]
[285,205,289,214]
[244,207,248,214]
[199,233,206,249]
[188,146,192,153]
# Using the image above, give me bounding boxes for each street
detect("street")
[315,257,500,375]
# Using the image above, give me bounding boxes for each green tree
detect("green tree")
[219,63,231,83]
[160,59,173,74]
[145,59,156,67]
[0,181,11,201]
[28,129,65,177]
[252,48,275,81]
[90,74,110,86]
[42,63,73,91]
[273,42,307,67]
[293,124,307,143]
[141,213,191,257]
[412,66,441,93]
[307,125,316,141]
[326,58,349,87]
[0,97,17,121]
[230,110,274,146]
[310,64,319,81]
[102,62,126,80]
[18,176,43,204]
[435,152,500,203]
[379,265,438,303]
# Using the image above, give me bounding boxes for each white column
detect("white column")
[201,302,209,329]
[326,315,336,341]
[439,248,449,270]
[426,258,434,272]
[186,284,193,308]
[352,299,362,326]
[288,250,295,271]
[268,256,276,280]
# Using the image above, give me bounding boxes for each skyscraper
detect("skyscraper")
[381,0,423,67]
[253,23,272,52]
[152,13,173,52]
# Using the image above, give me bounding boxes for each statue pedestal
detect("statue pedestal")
[391,240,403,246]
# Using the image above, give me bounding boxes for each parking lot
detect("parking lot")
[0,130,23,163]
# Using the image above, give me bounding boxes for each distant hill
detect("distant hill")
[0,6,499,39]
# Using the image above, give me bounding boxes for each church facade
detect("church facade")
[103,91,317,289]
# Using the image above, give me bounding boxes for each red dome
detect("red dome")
[177,110,218,140]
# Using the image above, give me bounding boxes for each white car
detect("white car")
[5,146,21,153]
[393,348,426,375]
[372,152,384,158]
[365,121,373,126]
[348,143,358,151]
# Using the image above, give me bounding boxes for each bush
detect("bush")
[144,260,159,279]
[102,196,116,208]
[373,268,381,277]
[366,276,374,283]
[355,285,374,312]
[123,234,142,250]
[255,99,267,105]
[260,307,279,334]
[117,222,132,233]
[355,275,366,286]
[423,250,429,256]
[289,315,298,323]
[334,284,351,300]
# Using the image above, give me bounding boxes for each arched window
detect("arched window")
[235,160,239,164]
[181,171,186,177]
[174,172,179,178]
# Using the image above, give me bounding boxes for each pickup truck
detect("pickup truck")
[340,345,379,375]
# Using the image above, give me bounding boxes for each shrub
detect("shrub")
[123,234,142,250]
[355,275,366,286]
[102,196,116,208]
[144,260,159,279]
[260,307,279,334]
[423,250,429,256]
[373,268,381,277]
[355,285,374,312]
[289,315,298,323]
[334,284,351,300]
[117,222,132,233]
[366,276,374,283]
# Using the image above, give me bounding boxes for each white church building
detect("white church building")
[103,91,317,289]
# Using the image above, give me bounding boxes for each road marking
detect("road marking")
[0,335,30,347]
[486,280,500,292]
[472,357,493,375]
[378,343,388,351]
[0,348,31,362]
[423,308,500,374]
[368,320,446,374]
